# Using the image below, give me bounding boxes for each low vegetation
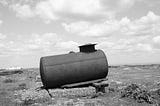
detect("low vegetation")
[0,65,160,106]
[0,69,23,76]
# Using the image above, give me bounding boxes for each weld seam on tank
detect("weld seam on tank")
[44,56,105,67]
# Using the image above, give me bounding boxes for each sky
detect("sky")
[0,0,160,68]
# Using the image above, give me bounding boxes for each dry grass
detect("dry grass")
[0,69,23,76]
[0,65,160,106]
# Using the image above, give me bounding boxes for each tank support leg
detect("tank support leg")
[35,86,53,98]
[46,89,53,98]
[92,83,109,93]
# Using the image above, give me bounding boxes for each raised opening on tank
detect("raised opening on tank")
[79,43,97,53]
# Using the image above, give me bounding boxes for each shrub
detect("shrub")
[3,78,15,83]
[18,83,27,90]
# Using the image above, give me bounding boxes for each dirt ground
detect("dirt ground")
[0,64,160,106]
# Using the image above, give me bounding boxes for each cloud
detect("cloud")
[10,0,104,22]
[61,11,160,53]
[141,0,160,7]
[27,33,80,53]
[0,33,60,56]
[153,36,160,43]
[0,33,6,40]
[63,19,122,37]
[0,32,79,56]
[101,0,136,11]
[135,43,153,52]
[152,36,160,49]
[63,11,160,37]
[97,37,154,55]
[28,33,61,47]
[63,18,123,37]
[35,1,59,22]
[0,20,2,25]
[55,41,80,52]
[45,0,103,16]
[0,0,8,5]
[11,4,35,18]
[9,0,137,22]
[118,0,135,8]
[62,21,91,35]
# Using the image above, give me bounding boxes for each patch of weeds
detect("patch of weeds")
[121,84,154,104]
[107,84,119,93]
[108,87,116,92]
[121,84,140,98]
[22,98,35,106]
[84,102,96,106]
[150,88,160,104]
[3,78,15,83]
[14,89,50,106]
[0,91,7,96]
[0,70,23,76]
[35,76,41,82]
[65,100,74,106]
[19,94,50,106]
[18,83,27,90]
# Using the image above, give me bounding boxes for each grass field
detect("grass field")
[0,64,160,106]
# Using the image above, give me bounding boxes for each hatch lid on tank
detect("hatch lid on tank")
[79,43,97,53]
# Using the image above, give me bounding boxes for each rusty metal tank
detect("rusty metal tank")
[40,44,108,89]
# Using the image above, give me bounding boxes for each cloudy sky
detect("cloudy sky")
[0,0,160,68]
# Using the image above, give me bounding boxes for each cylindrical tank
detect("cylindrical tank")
[40,44,108,89]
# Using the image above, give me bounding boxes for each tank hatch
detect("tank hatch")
[79,43,97,53]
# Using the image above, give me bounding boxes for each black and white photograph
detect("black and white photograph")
[0,0,160,105]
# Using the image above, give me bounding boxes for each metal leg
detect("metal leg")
[92,83,109,93]
[35,86,53,98]
[46,89,53,98]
